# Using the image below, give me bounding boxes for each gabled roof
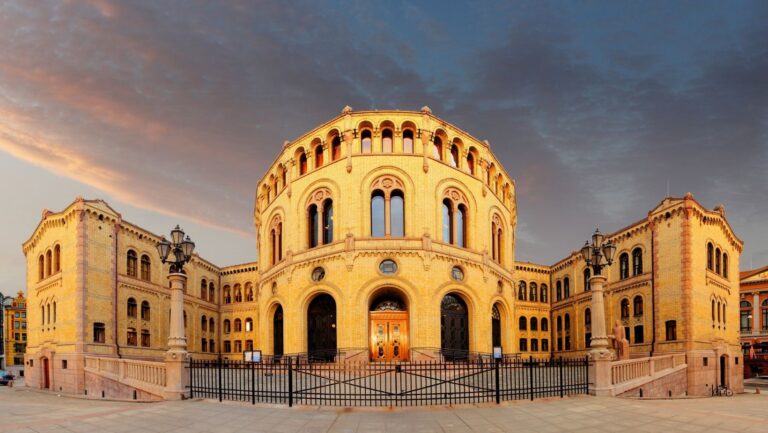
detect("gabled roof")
[741,265,768,282]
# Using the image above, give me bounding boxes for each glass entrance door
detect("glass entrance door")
[369,311,409,361]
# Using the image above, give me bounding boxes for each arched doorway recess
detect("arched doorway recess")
[307,294,337,361]
[441,294,469,360]
[369,289,409,361]
[273,305,284,357]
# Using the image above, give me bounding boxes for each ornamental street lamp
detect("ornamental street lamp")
[581,228,616,356]
[580,228,617,276]
[157,225,195,400]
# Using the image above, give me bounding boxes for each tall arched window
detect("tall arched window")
[722,253,729,279]
[269,217,283,265]
[707,242,714,270]
[46,249,52,277]
[201,315,207,332]
[382,128,393,153]
[556,280,562,301]
[209,282,215,304]
[38,255,44,281]
[201,279,207,301]
[234,318,242,332]
[308,204,319,248]
[53,245,61,273]
[620,299,630,319]
[583,267,591,291]
[245,283,254,302]
[518,281,527,301]
[491,216,503,263]
[371,190,385,237]
[127,250,137,277]
[540,284,548,303]
[456,204,467,247]
[140,254,151,281]
[245,317,254,332]
[209,317,215,333]
[529,282,538,302]
[224,319,231,334]
[331,136,341,160]
[585,308,592,326]
[619,253,629,279]
[322,199,333,244]
[234,285,242,302]
[402,129,414,153]
[391,190,404,237]
[442,199,453,243]
[715,248,721,274]
[541,318,549,331]
[433,137,443,160]
[633,296,643,316]
[280,166,287,187]
[141,301,150,321]
[223,286,231,304]
[127,298,137,318]
[632,248,643,275]
[563,277,570,298]
[530,317,538,331]
[361,129,372,153]
[519,316,527,330]
[299,152,308,175]
[314,144,324,168]
[449,144,459,167]
[467,151,475,175]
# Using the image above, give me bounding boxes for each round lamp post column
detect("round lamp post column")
[580,228,616,396]
[156,226,195,400]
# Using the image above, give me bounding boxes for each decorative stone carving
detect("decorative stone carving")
[306,187,332,207]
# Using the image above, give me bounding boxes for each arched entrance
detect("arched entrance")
[441,294,469,360]
[42,357,50,389]
[307,294,337,361]
[273,305,284,358]
[720,355,727,387]
[369,289,409,361]
[492,303,502,349]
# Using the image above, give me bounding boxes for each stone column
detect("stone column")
[753,293,760,333]
[164,272,189,400]
[588,275,613,396]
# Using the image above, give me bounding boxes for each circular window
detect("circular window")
[379,259,398,274]
[311,267,325,282]
[451,266,465,281]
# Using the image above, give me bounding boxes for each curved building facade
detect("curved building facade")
[254,107,517,360]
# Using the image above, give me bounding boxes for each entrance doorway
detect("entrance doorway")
[492,304,502,349]
[441,294,469,360]
[369,292,409,361]
[273,305,284,357]
[307,294,337,361]
[42,358,50,389]
[720,355,727,387]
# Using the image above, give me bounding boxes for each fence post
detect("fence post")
[585,356,589,394]
[251,358,256,405]
[189,357,194,399]
[495,359,501,404]
[528,356,534,401]
[217,357,223,402]
[288,356,293,408]
[559,357,564,398]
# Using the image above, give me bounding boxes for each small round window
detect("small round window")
[451,266,465,281]
[379,259,398,274]
[311,267,325,282]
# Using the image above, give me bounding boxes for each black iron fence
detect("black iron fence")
[189,356,589,407]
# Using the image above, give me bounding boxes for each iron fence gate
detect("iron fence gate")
[189,356,589,407]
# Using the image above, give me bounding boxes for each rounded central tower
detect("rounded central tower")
[255,107,516,361]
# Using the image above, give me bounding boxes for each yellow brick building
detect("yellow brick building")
[3,291,27,367]
[22,108,743,396]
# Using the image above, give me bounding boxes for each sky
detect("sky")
[0,0,766,293]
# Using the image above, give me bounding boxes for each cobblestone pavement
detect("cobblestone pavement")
[2,383,768,432]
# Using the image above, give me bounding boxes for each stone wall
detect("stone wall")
[618,368,688,398]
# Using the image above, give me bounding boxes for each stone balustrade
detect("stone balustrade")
[611,353,687,388]
[84,356,167,397]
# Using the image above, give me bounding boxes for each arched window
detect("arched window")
[245,283,254,302]
[245,317,253,332]
[322,199,333,244]
[564,314,570,330]
[127,298,137,318]
[584,267,591,291]
[209,317,215,333]
[456,204,467,248]
[519,316,527,330]
[467,152,475,175]
[518,281,527,301]
[530,317,538,331]
[140,254,151,281]
[585,308,592,326]
[299,152,308,175]
[127,327,137,346]
[223,286,231,304]
[619,253,629,279]
[529,282,538,302]
[402,129,414,153]
[141,301,150,321]
[556,280,562,301]
[314,144,323,168]
[563,277,570,298]
[308,204,319,248]
[541,318,549,331]
[53,245,60,273]
[715,248,721,274]
[209,282,215,304]
[620,299,630,319]
[361,129,372,153]
[46,249,52,276]
[633,296,643,316]
[382,128,393,153]
[391,190,404,237]
[540,284,548,303]
[201,315,207,332]
[53,302,56,323]
[234,319,242,332]
[371,190,385,237]
[717,301,721,323]
[38,255,44,281]
[707,242,714,270]
[47,303,50,324]
[442,198,453,243]
[722,253,729,279]
[201,279,208,301]
[127,250,137,277]
[433,136,444,160]
[280,166,287,187]
[201,338,207,352]
[331,136,341,160]
[632,248,643,275]
[491,216,503,263]
[224,319,231,334]
[234,285,242,303]
[449,144,459,167]
[711,299,716,322]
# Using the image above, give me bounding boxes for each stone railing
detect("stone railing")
[84,356,167,397]
[611,353,686,387]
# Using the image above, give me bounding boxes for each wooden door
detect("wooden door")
[369,311,409,361]
[43,358,50,389]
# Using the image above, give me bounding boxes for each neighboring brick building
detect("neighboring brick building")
[739,265,768,377]
[3,291,27,367]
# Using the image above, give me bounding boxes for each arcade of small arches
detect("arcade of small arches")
[707,241,730,279]
[125,297,152,348]
[36,244,61,281]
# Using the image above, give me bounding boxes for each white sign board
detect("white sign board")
[243,350,262,363]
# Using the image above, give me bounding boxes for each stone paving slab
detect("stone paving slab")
[2,385,768,432]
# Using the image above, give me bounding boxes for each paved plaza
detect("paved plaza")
[1,383,767,433]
